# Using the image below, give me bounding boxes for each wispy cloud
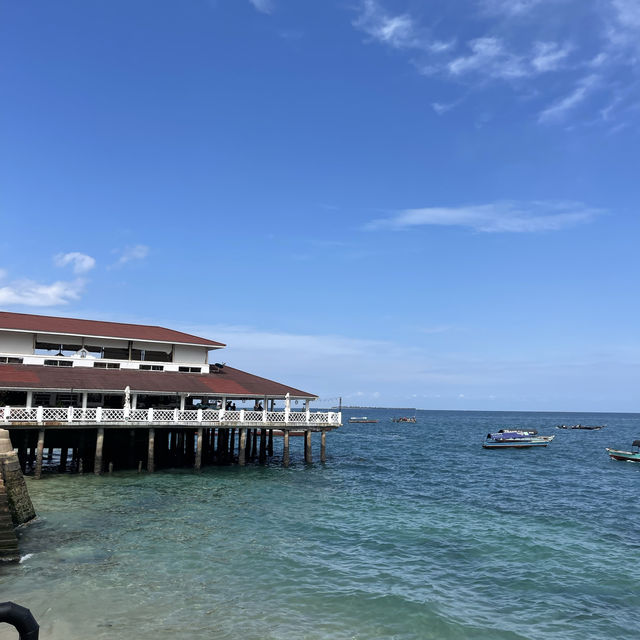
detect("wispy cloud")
[249,0,274,15]
[112,244,149,267]
[351,0,639,127]
[538,74,599,122]
[54,252,96,275]
[365,201,602,233]
[0,278,86,306]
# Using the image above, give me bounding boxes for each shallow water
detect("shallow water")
[2,410,639,639]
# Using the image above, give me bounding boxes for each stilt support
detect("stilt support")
[283,430,290,468]
[238,429,247,466]
[304,430,312,464]
[34,429,45,479]
[147,428,155,473]
[321,431,327,463]
[195,427,203,470]
[94,427,104,475]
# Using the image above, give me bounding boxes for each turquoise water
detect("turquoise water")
[2,410,639,640]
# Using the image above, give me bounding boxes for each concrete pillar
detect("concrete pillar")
[34,429,45,479]
[59,442,68,472]
[283,431,290,468]
[147,428,155,473]
[179,395,185,411]
[304,430,312,464]
[238,429,247,466]
[195,428,203,470]
[26,391,33,409]
[81,392,88,410]
[94,427,104,475]
[229,429,235,461]
[259,429,267,463]
[132,393,138,410]
[321,431,327,463]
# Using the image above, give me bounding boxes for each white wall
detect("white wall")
[0,330,34,355]
[173,344,208,365]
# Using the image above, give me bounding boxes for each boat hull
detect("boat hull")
[483,440,550,449]
[605,448,640,462]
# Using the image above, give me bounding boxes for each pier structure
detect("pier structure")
[0,311,340,475]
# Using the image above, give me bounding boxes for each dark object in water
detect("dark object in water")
[556,424,605,430]
[0,601,39,640]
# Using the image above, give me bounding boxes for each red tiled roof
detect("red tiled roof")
[0,311,224,347]
[0,364,316,398]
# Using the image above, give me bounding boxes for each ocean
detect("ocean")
[2,409,639,640]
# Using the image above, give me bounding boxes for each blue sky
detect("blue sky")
[1,0,639,411]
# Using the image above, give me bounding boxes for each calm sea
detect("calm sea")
[2,410,639,640]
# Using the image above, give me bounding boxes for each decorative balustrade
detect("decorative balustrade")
[1,405,341,427]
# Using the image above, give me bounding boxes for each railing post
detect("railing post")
[67,406,73,423]
[124,407,130,420]
[96,406,102,422]
[174,408,179,423]
[284,406,290,424]
[306,408,310,424]
[148,408,154,423]
[239,409,245,424]
[36,406,43,425]
[263,408,267,423]
[3,406,9,421]
[197,408,203,423]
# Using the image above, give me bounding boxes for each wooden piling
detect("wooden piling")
[59,444,68,473]
[94,427,104,475]
[251,429,258,460]
[321,431,327,463]
[147,428,155,473]
[259,429,267,463]
[304,430,312,464]
[283,430,290,468]
[267,429,273,456]
[34,429,45,479]
[238,429,247,466]
[229,429,236,462]
[108,461,113,474]
[195,427,203,470]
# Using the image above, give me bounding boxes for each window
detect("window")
[93,362,120,369]
[44,359,73,367]
[0,357,23,364]
[131,349,171,363]
[178,366,201,373]
[140,364,163,371]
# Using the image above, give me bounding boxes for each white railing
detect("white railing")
[1,406,342,427]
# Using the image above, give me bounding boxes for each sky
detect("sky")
[1,0,639,412]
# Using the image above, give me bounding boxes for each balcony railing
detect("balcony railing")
[1,406,342,428]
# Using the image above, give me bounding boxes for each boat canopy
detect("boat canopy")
[632,440,640,448]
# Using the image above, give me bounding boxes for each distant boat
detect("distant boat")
[348,416,378,423]
[391,416,416,423]
[483,429,555,449]
[556,424,605,430]
[605,440,640,463]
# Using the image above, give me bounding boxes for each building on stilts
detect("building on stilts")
[0,311,340,475]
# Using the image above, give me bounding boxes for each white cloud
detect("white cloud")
[482,0,551,17]
[449,37,527,79]
[0,278,86,307]
[114,244,149,266]
[249,0,274,14]
[538,74,599,122]
[353,0,420,49]
[531,41,571,72]
[54,252,96,275]
[365,201,602,233]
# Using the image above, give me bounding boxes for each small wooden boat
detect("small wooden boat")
[606,440,640,462]
[556,424,605,430]
[391,416,416,423]
[348,416,378,423]
[483,430,555,449]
